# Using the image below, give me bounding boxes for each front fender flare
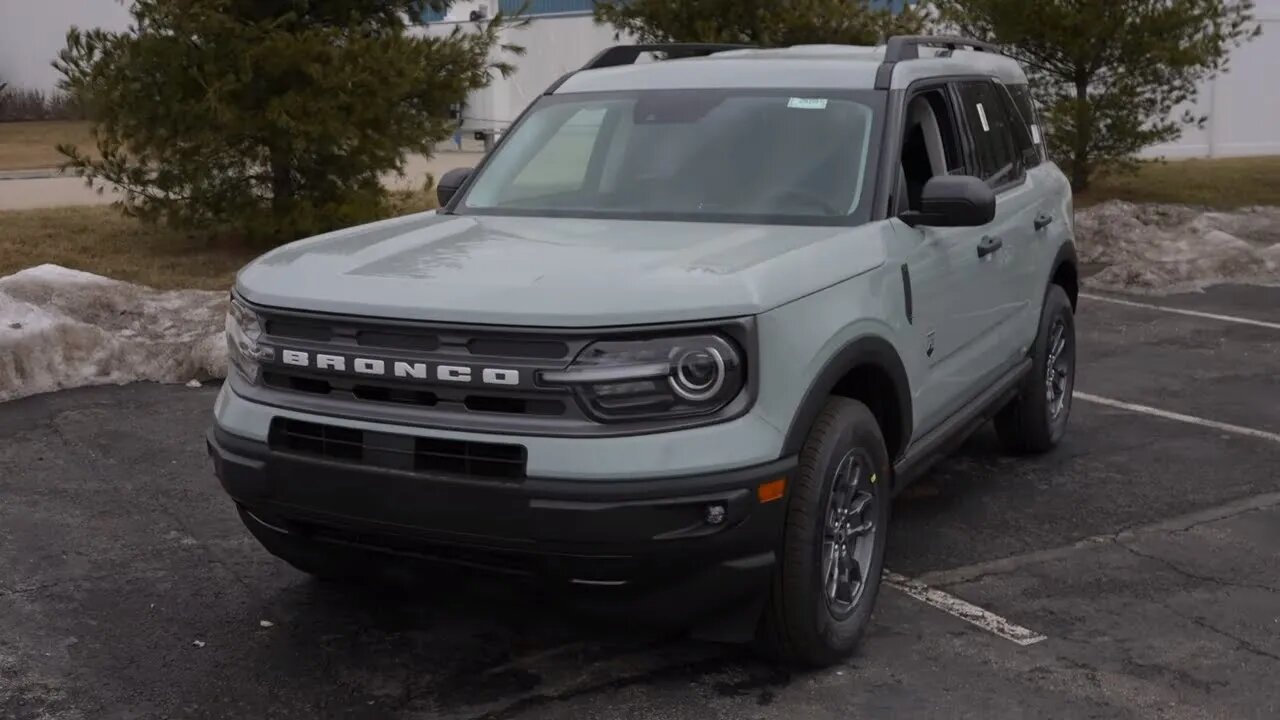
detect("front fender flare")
[780,335,912,460]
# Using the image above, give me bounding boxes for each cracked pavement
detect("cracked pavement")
[2,286,1278,719]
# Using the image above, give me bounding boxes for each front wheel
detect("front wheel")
[757,397,891,667]
[995,284,1076,454]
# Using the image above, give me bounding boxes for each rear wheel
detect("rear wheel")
[758,397,891,667]
[995,284,1076,454]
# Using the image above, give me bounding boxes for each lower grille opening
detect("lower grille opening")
[269,419,526,480]
[415,437,526,478]
[274,420,362,460]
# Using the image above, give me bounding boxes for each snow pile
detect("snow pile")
[1074,201,1280,294]
[0,264,228,402]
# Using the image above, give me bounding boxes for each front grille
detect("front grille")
[255,310,586,423]
[269,418,527,480]
[263,317,568,360]
[261,372,566,417]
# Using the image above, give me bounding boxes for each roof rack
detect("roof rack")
[883,35,1002,62]
[581,43,756,70]
[875,35,1003,89]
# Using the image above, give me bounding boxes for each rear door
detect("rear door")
[1002,80,1072,348]
[951,79,1040,363]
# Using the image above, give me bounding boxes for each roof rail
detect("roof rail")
[875,35,1003,89]
[581,43,756,70]
[883,35,1002,62]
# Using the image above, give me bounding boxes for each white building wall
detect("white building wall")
[1143,0,1280,159]
[420,13,626,135]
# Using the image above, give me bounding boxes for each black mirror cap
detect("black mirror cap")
[900,175,996,228]
[436,167,473,208]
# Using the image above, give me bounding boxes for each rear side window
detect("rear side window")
[955,80,1024,189]
[1004,83,1045,166]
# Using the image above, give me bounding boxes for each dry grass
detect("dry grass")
[0,120,95,171]
[0,205,257,290]
[0,189,439,290]
[1077,155,1280,210]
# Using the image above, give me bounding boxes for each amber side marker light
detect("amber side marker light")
[757,477,787,504]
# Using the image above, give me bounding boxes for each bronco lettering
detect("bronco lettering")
[274,349,519,385]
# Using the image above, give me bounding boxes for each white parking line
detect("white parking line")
[1081,293,1280,331]
[1075,392,1280,444]
[883,572,1047,646]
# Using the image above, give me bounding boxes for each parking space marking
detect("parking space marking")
[1076,392,1280,444]
[1081,293,1280,331]
[883,572,1048,646]
[914,491,1280,589]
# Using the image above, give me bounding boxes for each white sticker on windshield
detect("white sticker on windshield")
[1031,124,1042,144]
[787,97,828,110]
[976,103,990,132]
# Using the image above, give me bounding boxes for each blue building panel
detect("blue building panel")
[501,0,596,15]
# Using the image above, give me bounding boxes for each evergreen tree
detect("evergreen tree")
[934,0,1260,190]
[56,0,522,241]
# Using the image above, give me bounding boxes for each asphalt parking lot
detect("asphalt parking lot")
[3,286,1278,720]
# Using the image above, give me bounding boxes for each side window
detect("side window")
[897,87,967,212]
[955,80,1024,189]
[506,107,610,199]
[1001,83,1043,167]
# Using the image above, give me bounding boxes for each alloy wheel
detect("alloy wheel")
[1045,318,1073,420]
[821,448,878,619]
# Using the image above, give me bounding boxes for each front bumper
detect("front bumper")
[208,425,795,623]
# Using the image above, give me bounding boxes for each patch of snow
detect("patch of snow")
[1074,201,1280,294]
[0,264,228,402]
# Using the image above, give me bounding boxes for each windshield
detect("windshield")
[455,88,885,226]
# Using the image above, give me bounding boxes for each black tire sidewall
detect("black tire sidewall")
[778,398,892,664]
[1031,285,1076,445]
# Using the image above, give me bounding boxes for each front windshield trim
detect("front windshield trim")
[449,87,887,228]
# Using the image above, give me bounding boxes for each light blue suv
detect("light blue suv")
[210,36,1079,666]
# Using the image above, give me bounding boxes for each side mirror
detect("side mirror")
[900,175,996,228]
[436,167,473,208]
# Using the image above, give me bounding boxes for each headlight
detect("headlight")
[225,295,274,383]
[542,335,744,422]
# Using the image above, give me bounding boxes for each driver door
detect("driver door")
[888,83,1016,437]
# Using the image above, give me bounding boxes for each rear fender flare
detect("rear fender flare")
[1048,240,1079,310]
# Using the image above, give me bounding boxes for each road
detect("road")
[2,287,1278,719]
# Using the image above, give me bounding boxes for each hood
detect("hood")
[236,212,887,327]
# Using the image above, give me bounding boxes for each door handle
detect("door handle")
[977,235,1004,259]
[1034,213,1054,231]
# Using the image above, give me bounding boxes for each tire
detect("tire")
[237,505,372,582]
[995,284,1076,454]
[757,397,892,667]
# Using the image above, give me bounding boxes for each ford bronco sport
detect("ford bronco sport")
[209,36,1079,666]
